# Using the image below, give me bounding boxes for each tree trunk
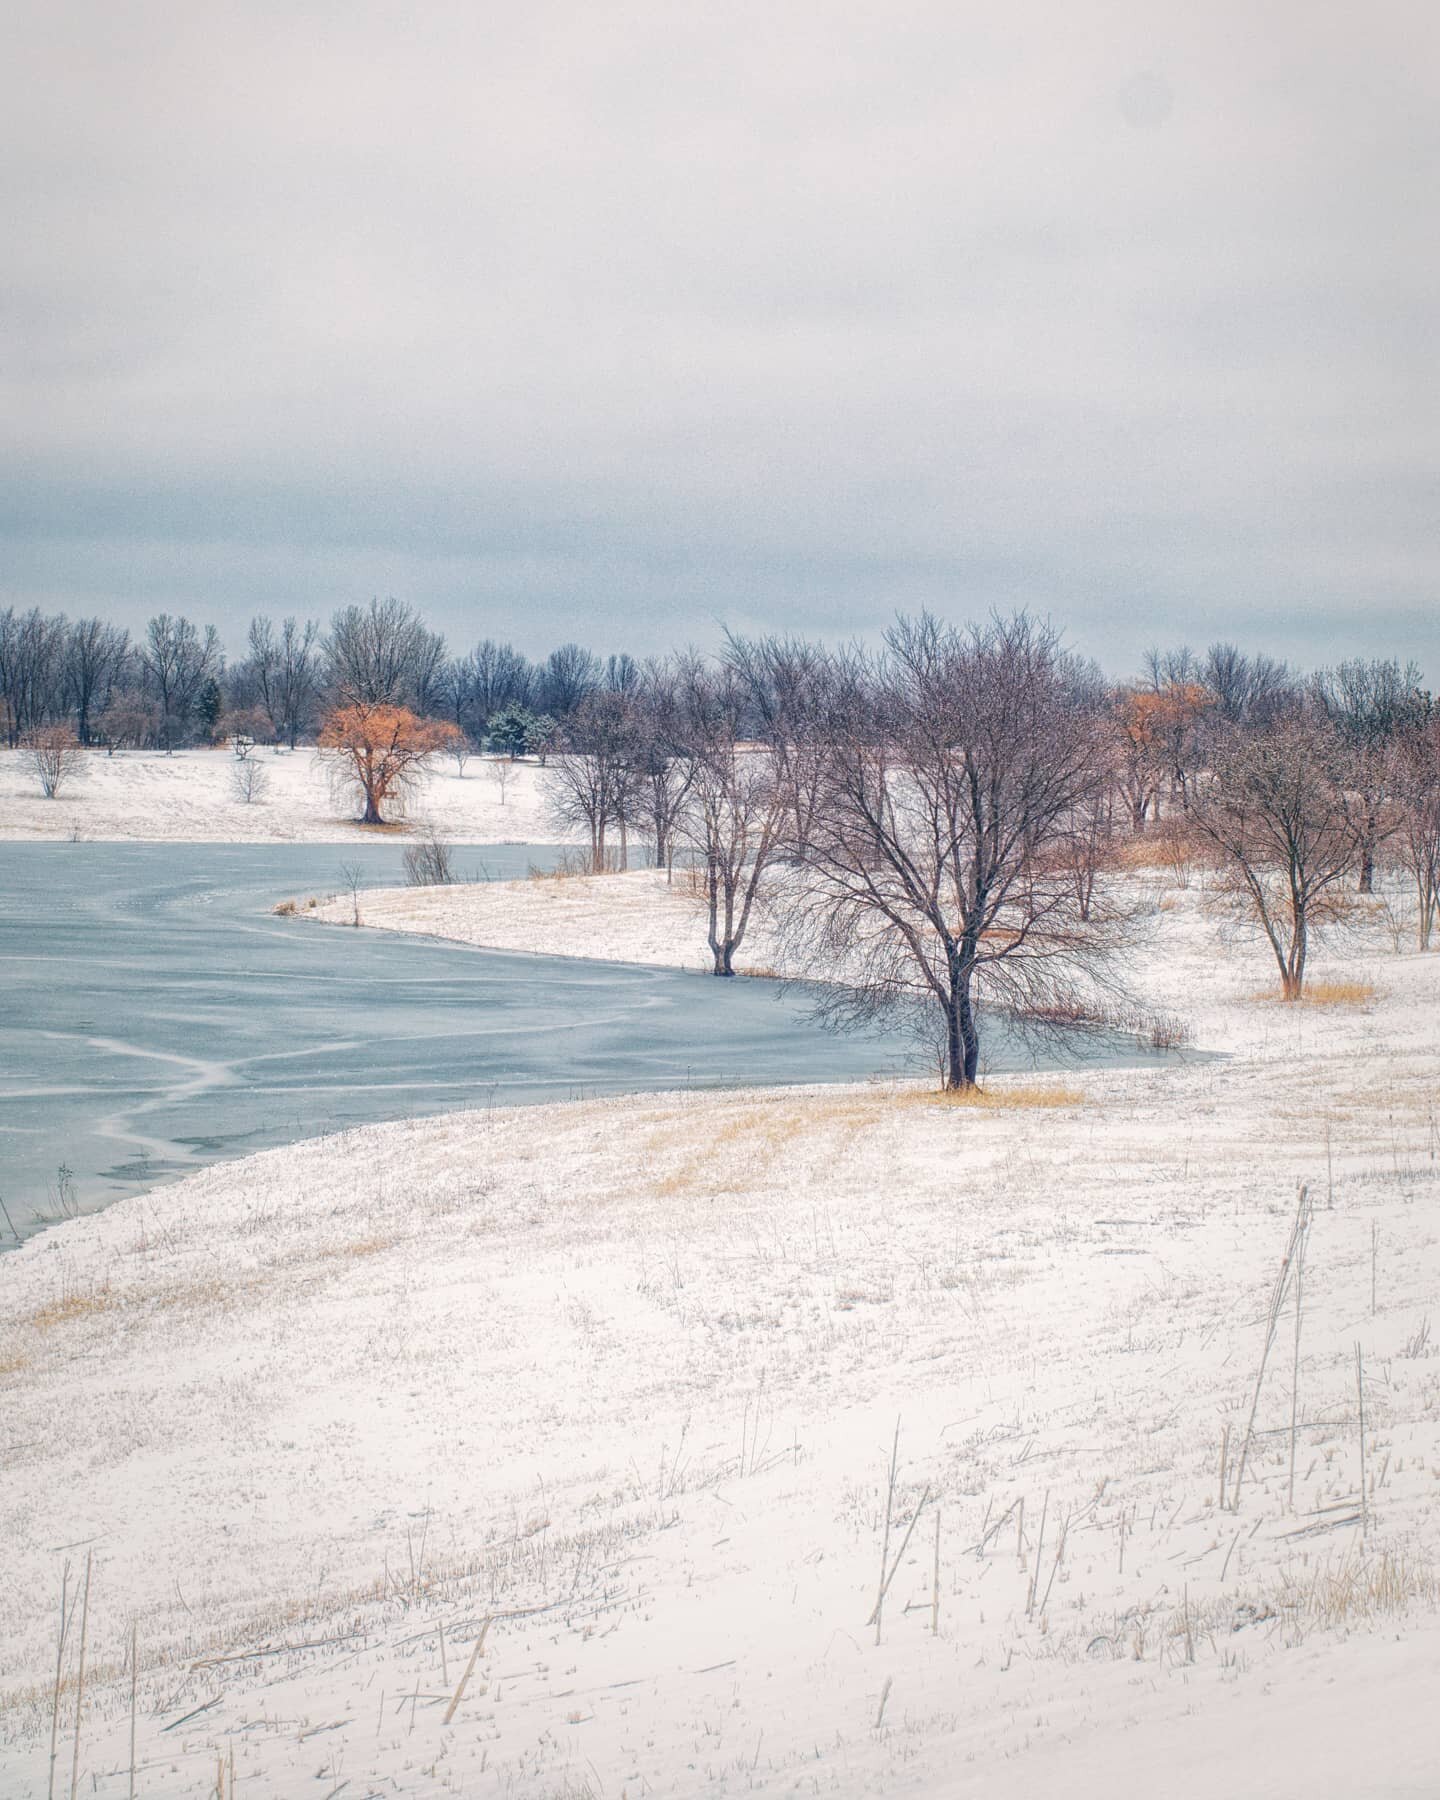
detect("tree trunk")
[943,964,981,1090]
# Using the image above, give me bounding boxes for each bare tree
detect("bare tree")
[324,598,446,711]
[1186,716,1360,998]
[24,725,86,798]
[63,618,131,745]
[274,617,320,746]
[1392,714,1440,949]
[229,756,270,805]
[633,698,693,878]
[674,655,785,976]
[1203,642,1295,729]
[1311,658,1426,892]
[461,640,534,737]
[139,614,222,750]
[0,608,68,745]
[722,632,832,857]
[778,614,1128,1088]
[96,690,160,752]
[485,754,514,806]
[543,691,638,872]
[538,643,601,719]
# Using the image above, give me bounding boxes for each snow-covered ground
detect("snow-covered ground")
[0,745,565,844]
[4,886,1439,1797]
[308,867,779,974]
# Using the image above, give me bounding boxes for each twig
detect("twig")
[442,1618,492,1726]
[1289,1216,1308,1509]
[1026,1491,1049,1618]
[866,1486,934,1627]
[1232,1186,1310,1508]
[1356,1342,1368,1538]
[128,1621,138,1800]
[69,1551,92,1800]
[48,1560,72,1800]
[874,1676,893,1730]
[873,1420,900,1647]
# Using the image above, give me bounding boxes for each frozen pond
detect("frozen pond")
[0,844,1174,1240]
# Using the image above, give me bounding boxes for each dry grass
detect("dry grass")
[26,1287,115,1331]
[328,1233,397,1260]
[1303,980,1379,1006]
[0,1349,31,1380]
[895,1082,1085,1111]
[1117,837,1182,871]
[1250,980,1378,1007]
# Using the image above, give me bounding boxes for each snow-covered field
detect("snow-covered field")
[308,868,779,975]
[0,746,563,844]
[4,888,1439,1797]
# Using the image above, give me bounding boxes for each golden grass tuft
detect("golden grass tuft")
[27,1288,114,1331]
[895,1082,1084,1111]
[0,1349,30,1380]
[1250,980,1378,1007]
[1303,979,1379,1006]
[1117,837,1184,870]
[335,1233,397,1259]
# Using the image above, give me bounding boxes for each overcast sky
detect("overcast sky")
[3,0,1436,678]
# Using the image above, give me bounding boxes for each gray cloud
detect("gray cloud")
[3,0,1436,676]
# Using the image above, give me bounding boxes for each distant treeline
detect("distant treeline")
[1,594,1429,760]
[0,597,643,752]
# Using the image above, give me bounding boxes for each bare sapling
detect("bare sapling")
[1187,716,1361,999]
[339,860,363,927]
[486,755,513,806]
[1231,1185,1312,1510]
[25,725,87,799]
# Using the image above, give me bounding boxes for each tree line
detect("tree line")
[0,596,643,753]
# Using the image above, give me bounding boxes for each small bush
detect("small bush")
[403,830,455,886]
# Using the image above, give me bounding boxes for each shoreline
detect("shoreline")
[4,880,1438,1794]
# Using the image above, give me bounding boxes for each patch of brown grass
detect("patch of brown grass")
[27,1287,114,1331]
[1118,837,1182,870]
[895,1082,1085,1111]
[1304,979,1379,1006]
[1250,980,1378,1007]
[334,1234,397,1259]
[0,1349,30,1379]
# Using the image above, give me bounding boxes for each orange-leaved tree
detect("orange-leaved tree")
[318,703,461,825]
